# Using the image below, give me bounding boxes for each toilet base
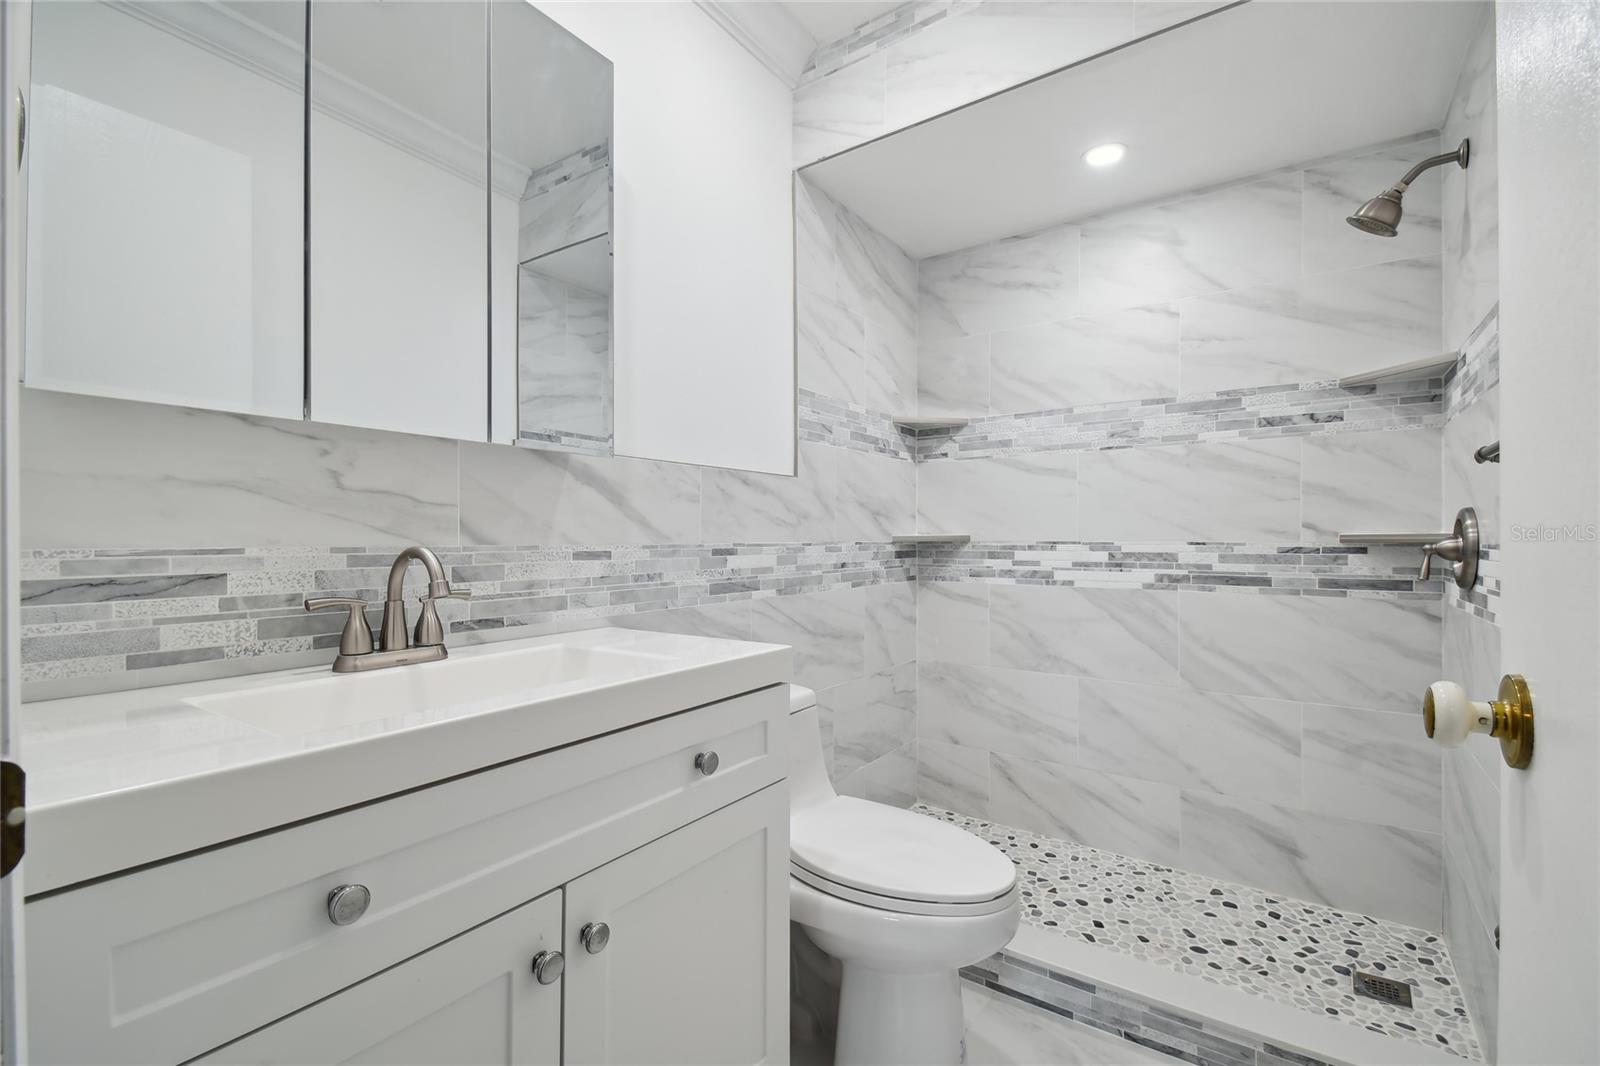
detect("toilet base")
[835,964,965,1066]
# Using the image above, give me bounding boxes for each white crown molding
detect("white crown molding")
[694,1,816,89]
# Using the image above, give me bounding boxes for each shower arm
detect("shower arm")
[1389,142,1471,193]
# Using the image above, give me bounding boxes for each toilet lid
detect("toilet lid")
[790,798,1017,906]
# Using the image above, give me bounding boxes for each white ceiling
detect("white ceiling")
[781,1,902,47]
[800,1,1485,259]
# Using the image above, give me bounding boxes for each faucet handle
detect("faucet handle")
[413,587,470,648]
[305,597,376,657]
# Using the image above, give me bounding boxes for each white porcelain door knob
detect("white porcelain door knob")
[1423,681,1493,746]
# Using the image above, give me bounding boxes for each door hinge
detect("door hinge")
[1,759,24,877]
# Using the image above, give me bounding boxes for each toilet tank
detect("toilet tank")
[786,685,836,812]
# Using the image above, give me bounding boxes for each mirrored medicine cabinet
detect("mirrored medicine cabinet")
[23,0,614,453]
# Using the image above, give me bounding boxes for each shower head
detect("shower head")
[1346,139,1470,238]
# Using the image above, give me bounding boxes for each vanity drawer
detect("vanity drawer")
[25,684,785,1065]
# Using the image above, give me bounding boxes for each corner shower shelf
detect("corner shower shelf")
[891,534,971,545]
[1337,352,1458,388]
[891,416,969,432]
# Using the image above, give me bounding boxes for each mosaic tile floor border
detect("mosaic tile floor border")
[917,806,1485,1062]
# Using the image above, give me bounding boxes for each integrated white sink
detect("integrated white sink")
[188,637,677,738]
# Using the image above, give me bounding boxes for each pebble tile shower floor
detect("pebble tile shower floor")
[917,807,1484,1062]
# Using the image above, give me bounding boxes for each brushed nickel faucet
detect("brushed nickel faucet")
[304,545,471,673]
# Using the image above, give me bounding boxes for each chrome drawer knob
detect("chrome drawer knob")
[694,751,720,776]
[532,949,565,985]
[326,884,371,926]
[581,921,611,955]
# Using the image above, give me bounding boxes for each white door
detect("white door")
[564,786,789,1066]
[1496,3,1600,1064]
[197,891,564,1065]
[1,1,30,1062]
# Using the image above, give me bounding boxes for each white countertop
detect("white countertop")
[19,628,791,895]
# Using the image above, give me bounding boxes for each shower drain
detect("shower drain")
[1353,971,1414,1008]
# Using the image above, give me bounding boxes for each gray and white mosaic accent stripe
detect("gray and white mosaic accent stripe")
[911,377,1444,463]
[798,0,959,85]
[1446,546,1499,625]
[1443,305,1499,420]
[517,425,614,456]
[917,542,1445,601]
[19,543,913,699]
[798,387,913,459]
[927,807,1484,1063]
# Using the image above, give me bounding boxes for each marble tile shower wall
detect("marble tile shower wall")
[1436,8,1501,1054]
[908,135,1458,931]
[793,0,1235,166]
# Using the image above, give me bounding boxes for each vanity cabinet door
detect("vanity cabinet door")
[563,785,788,1066]
[198,890,562,1065]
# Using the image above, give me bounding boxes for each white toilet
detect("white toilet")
[787,686,1020,1066]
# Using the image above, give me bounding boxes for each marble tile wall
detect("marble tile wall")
[907,136,1457,929]
[17,386,920,803]
[518,270,613,454]
[793,0,1235,166]
[1436,7,1501,1055]
[519,142,610,263]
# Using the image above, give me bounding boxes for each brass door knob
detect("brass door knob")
[1423,673,1534,769]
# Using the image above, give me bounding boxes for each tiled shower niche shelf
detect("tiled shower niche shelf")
[1338,352,1459,388]
[890,534,971,545]
[891,416,970,432]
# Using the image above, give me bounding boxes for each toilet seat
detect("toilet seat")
[790,796,1018,917]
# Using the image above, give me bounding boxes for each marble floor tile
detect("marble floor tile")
[919,661,1078,765]
[1079,174,1302,314]
[1302,134,1443,276]
[1077,679,1301,806]
[918,226,1080,341]
[918,580,990,665]
[991,585,1181,685]
[1078,438,1300,543]
[1178,790,1442,929]
[917,453,1077,541]
[988,305,1181,414]
[794,53,886,167]
[1179,255,1443,393]
[1300,428,1442,544]
[990,753,1181,863]
[1302,704,1442,833]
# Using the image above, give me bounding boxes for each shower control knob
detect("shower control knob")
[326,884,371,926]
[694,751,719,776]
[531,950,565,985]
[581,921,610,954]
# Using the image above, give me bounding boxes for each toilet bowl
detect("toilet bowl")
[787,685,1019,1066]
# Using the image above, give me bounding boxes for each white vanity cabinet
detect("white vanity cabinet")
[23,682,790,1065]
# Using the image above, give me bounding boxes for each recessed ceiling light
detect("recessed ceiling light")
[1083,142,1127,168]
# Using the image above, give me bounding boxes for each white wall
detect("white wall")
[536,1,796,474]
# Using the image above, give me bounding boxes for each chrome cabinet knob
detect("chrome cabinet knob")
[531,949,565,985]
[694,751,720,776]
[326,883,371,926]
[581,921,611,954]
